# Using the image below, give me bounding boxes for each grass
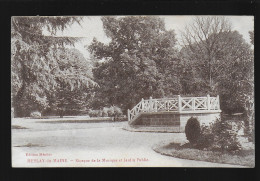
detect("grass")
[153,142,255,167]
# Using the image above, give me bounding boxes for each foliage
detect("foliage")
[196,123,215,149]
[102,107,109,117]
[30,111,42,118]
[180,16,254,136]
[196,118,242,153]
[236,31,254,139]
[88,16,180,112]
[11,17,97,117]
[11,16,254,137]
[180,16,232,92]
[185,117,201,145]
[211,118,242,152]
[154,142,254,167]
[88,109,100,117]
[46,48,97,117]
[113,106,123,117]
[89,106,123,118]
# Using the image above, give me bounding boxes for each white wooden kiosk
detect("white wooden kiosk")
[127,95,221,132]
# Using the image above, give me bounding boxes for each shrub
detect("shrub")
[88,110,99,117]
[196,123,214,149]
[30,111,41,118]
[88,106,123,118]
[88,110,94,117]
[102,107,109,117]
[194,118,242,152]
[104,106,123,117]
[185,117,201,145]
[211,118,242,153]
[107,107,115,117]
[185,117,243,153]
[113,106,123,117]
[97,110,103,117]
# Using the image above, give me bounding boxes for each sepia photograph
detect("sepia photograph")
[11,15,254,167]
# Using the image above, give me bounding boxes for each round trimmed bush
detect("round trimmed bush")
[185,117,201,145]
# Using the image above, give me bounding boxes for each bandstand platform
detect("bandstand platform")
[127,95,221,132]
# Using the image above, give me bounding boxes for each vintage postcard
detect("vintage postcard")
[11,15,254,167]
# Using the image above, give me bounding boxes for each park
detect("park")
[11,16,254,167]
[12,116,252,167]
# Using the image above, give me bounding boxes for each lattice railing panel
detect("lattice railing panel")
[194,97,207,110]
[210,97,219,110]
[181,98,193,111]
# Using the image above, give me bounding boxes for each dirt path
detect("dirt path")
[12,118,244,167]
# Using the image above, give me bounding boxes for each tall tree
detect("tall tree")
[211,31,253,112]
[11,17,96,117]
[46,48,96,117]
[235,31,254,138]
[181,29,253,109]
[181,19,254,137]
[88,16,180,112]
[180,16,232,92]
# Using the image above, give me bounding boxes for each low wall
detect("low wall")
[179,112,221,132]
[130,111,221,133]
[135,113,180,126]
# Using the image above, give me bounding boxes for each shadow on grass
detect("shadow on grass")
[14,143,45,147]
[38,120,111,124]
[37,119,128,124]
[12,125,28,129]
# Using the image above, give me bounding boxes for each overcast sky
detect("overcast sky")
[49,16,254,59]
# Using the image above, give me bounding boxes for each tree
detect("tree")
[11,17,96,117]
[180,17,254,138]
[88,16,180,112]
[208,31,253,114]
[234,31,254,138]
[180,16,232,92]
[46,48,96,117]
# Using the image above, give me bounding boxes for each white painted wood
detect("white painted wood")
[128,95,221,122]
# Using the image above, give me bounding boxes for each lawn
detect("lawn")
[153,141,255,167]
[152,113,254,167]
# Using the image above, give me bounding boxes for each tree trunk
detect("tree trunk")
[208,56,213,92]
[59,108,64,118]
[60,112,63,118]
[13,61,28,117]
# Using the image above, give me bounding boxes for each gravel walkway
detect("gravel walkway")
[12,117,244,167]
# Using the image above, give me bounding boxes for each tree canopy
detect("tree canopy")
[88,16,180,111]
[180,16,232,92]
[11,17,96,117]
[180,17,254,135]
[11,16,254,136]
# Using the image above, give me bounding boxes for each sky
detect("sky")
[47,16,254,59]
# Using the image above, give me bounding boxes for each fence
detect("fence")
[128,95,220,122]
